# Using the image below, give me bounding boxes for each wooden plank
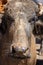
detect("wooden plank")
[37,55,43,60]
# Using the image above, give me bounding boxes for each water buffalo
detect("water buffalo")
[0,0,37,65]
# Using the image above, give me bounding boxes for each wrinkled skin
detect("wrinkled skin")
[0,0,37,65]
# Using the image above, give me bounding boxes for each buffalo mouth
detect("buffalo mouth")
[9,47,31,59]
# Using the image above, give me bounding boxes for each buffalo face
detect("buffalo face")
[5,1,32,57]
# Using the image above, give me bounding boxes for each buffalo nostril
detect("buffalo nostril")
[22,47,28,52]
[10,44,28,53]
[14,47,28,52]
[12,46,16,53]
